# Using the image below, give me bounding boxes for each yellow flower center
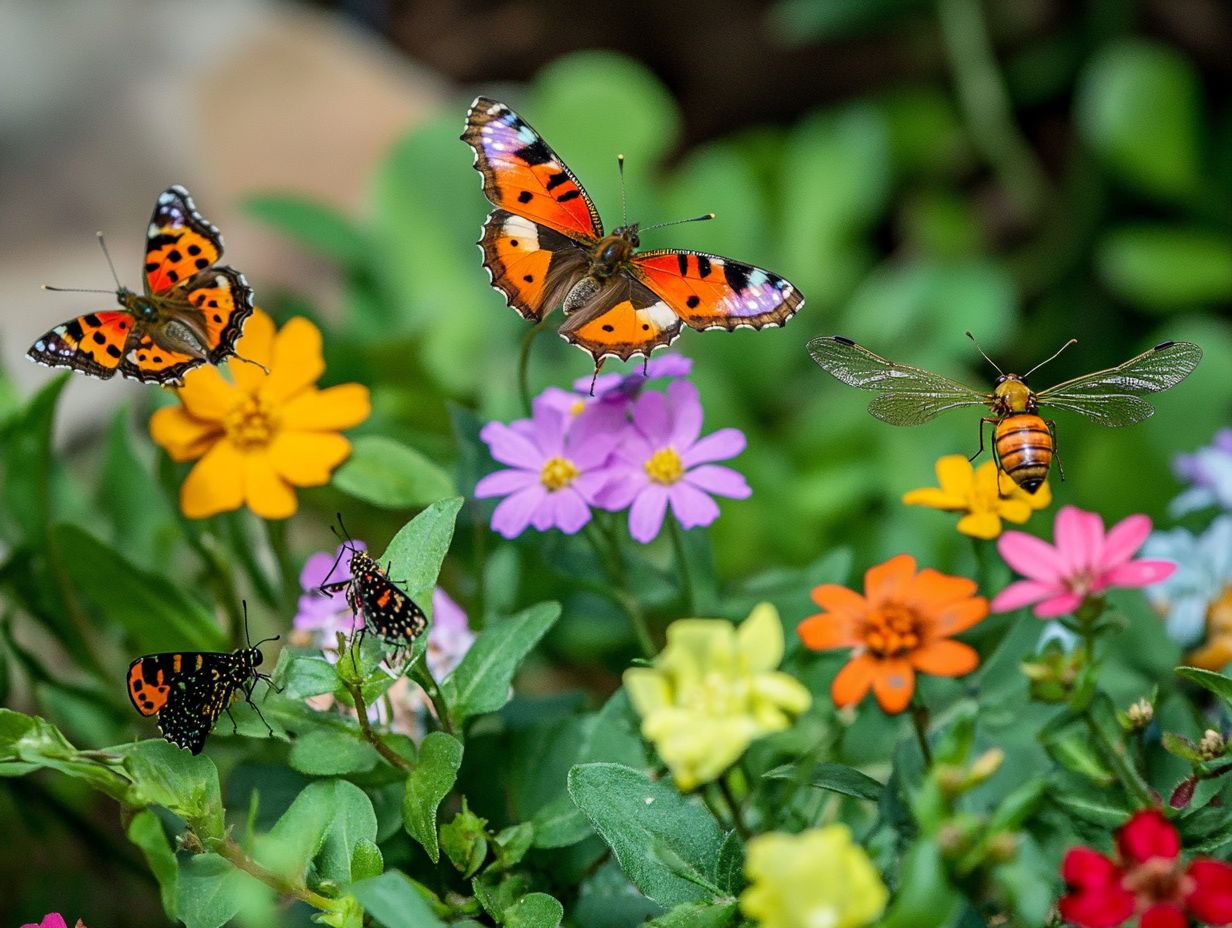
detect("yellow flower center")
[224,394,279,450]
[569,399,587,417]
[645,447,684,485]
[863,603,922,657]
[540,455,579,491]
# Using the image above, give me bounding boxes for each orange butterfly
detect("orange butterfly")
[462,97,804,373]
[29,185,255,385]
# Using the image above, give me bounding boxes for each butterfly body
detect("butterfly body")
[29,186,253,385]
[127,646,265,754]
[808,335,1203,493]
[464,97,803,365]
[325,548,428,648]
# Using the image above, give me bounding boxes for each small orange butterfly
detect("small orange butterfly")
[462,98,804,374]
[29,185,255,386]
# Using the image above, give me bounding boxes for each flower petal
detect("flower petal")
[553,488,592,535]
[1138,904,1187,928]
[475,468,540,498]
[629,483,669,543]
[480,420,544,470]
[280,384,371,432]
[631,389,671,443]
[180,440,246,518]
[244,451,297,519]
[490,485,547,538]
[1118,810,1179,865]
[259,316,325,404]
[684,464,750,499]
[997,530,1068,584]
[1102,559,1176,589]
[229,309,276,392]
[667,481,721,530]
[797,612,860,651]
[667,379,703,448]
[910,639,979,677]
[681,428,746,467]
[810,584,869,622]
[1033,592,1085,618]
[831,653,878,708]
[737,602,784,672]
[1058,848,1135,928]
[936,454,976,495]
[267,431,350,487]
[864,554,916,609]
[1185,858,1232,924]
[1055,505,1104,574]
[990,579,1056,614]
[956,511,1002,539]
[595,470,647,511]
[902,487,965,510]
[150,406,223,462]
[871,658,914,714]
[176,365,239,421]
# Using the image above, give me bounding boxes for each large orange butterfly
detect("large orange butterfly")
[28,185,254,386]
[462,97,804,371]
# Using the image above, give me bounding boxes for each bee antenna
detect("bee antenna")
[617,154,628,228]
[1025,338,1078,380]
[96,232,123,291]
[640,213,716,233]
[965,331,1003,376]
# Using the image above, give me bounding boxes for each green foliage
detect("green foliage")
[402,731,463,862]
[334,435,457,509]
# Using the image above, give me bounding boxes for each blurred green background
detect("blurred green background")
[1,0,1231,922]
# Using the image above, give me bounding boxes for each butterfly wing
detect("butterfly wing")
[1035,340,1203,427]
[182,266,254,364]
[143,186,225,295]
[558,276,683,363]
[479,209,591,322]
[128,651,247,754]
[807,335,989,425]
[28,311,136,379]
[352,558,428,646]
[463,97,604,242]
[632,250,803,332]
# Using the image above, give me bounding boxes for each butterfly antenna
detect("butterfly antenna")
[965,331,1004,377]
[617,154,628,227]
[242,600,252,647]
[96,232,124,291]
[40,285,115,294]
[1025,338,1078,380]
[640,213,716,233]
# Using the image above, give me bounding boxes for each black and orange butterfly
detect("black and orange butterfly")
[127,613,278,755]
[29,185,255,385]
[319,519,428,650]
[462,97,804,376]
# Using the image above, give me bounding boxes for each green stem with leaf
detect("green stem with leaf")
[667,518,697,616]
[216,837,345,913]
[584,518,656,657]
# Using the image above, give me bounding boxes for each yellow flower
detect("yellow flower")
[902,454,1051,540]
[150,310,370,520]
[740,826,887,928]
[623,603,811,791]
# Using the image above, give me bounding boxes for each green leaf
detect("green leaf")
[715,830,744,896]
[52,523,225,653]
[1097,225,1232,309]
[762,762,883,802]
[258,778,377,884]
[503,892,564,928]
[318,779,380,883]
[568,762,726,909]
[122,740,225,839]
[876,839,961,928]
[288,729,380,776]
[402,731,463,863]
[333,436,456,509]
[351,870,447,928]
[1177,666,1232,709]
[444,601,560,726]
[379,496,464,612]
[242,193,368,265]
[645,901,739,928]
[1048,775,1133,826]
[1076,39,1202,200]
[1,374,68,540]
[127,809,179,918]
[97,409,175,568]
[351,837,384,883]
[174,853,258,928]
[440,800,489,877]
[277,651,339,699]
[493,821,535,870]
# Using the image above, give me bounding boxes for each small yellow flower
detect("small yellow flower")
[902,454,1051,540]
[623,603,811,792]
[150,310,370,520]
[740,826,887,928]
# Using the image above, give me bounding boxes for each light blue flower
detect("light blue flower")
[1172,429,1232,516]
[1142,516,1232,647]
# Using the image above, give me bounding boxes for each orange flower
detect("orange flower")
[150,310,370,520]
[797,554,988,714]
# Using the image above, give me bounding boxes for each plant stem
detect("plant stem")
[264,518,301,617]
[342,676,415,774]
[216,837,343,912]
[911,697,934,768]
[583,519,655,657]
[517,322,548,416]
[410,657,455,735]
[718,773,752,842]
[937,0,1050,219]
[667,518,697,616]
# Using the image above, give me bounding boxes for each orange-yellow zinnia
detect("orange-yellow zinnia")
[798,554,988,714]
[150,310,370,520]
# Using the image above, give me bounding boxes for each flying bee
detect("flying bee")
[806,334,1203,493]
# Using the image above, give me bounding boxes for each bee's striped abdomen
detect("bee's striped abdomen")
[995,414,1053,493]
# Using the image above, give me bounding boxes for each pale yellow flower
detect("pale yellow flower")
[903,454,1051,540]
[623,603,811,791]
[740,826,887,928]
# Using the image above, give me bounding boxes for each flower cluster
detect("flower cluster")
[624,603,811,791]
[476,360,750,543]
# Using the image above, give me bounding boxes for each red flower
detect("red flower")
[1059,810,1232,927]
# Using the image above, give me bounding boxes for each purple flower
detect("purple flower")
[597,379,750,543]
[1173,429,1232,515]
[293,541,364,640]
[574,354,694,403]
[426,588,475,679]
[475,394,623,538]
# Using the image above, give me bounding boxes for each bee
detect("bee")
[806,334,1203,493]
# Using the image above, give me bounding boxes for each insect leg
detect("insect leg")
[243,683,275,737]
[969,418,992,462]
[225,705,239,735]
[587,358,606,396]
[1046,419,1065,482]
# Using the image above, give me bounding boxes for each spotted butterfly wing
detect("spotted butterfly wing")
[346,551,428,647]
[557,277,684,362]
[632,250,802,332]
[127,650,259,754]
[28,311,136,379]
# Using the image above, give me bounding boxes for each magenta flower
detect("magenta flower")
[475,395,622,538]
[597,379,750,543]
[991,505,1177,617]
[22,916,78,928]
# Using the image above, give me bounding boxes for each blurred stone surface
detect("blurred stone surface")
[0,0,444,436]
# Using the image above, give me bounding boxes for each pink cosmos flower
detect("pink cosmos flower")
[475,395,622,538]
[597,379,750,544]
[991,505,1176,617]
